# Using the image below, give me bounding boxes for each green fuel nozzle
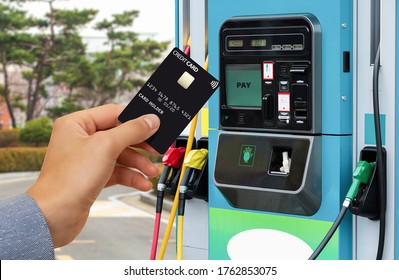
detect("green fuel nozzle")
[345,161,376,204]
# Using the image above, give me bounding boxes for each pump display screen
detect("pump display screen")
[251,39,267,47]
[225,64,262,107]
[228,39,244,47]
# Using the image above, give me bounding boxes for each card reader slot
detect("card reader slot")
[290,65,308,74]
[262,93,275,122]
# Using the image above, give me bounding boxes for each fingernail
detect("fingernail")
[144,114,160,130]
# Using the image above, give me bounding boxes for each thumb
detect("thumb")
[104,114,160,154]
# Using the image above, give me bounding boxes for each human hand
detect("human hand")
[27,104,161,248]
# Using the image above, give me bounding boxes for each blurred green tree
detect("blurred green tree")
[0,3,39,127]
[0,0,97,126]
[1,0,169,127]
[19,116,52,146]
[46,95,83,119]
[54,10,169,107]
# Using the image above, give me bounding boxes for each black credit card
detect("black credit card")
[118,47,219,154]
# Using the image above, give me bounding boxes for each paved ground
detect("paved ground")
[0,172,177,260]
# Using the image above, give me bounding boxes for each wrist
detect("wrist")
[27,183,88,248]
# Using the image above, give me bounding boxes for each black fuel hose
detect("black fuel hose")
[372,44,386,260]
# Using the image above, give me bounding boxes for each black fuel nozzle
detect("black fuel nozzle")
[349,146,386,220]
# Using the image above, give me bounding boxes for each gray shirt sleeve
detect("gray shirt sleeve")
[0,193,55,260]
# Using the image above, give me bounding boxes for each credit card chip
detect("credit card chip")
[177,71,195,89]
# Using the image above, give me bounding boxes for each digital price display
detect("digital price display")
[251,39,267,47]
[228,39,244,47]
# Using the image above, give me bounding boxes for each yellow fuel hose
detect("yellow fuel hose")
[177,215,184,259]
[176,148,209,260]
[157,53,209,261]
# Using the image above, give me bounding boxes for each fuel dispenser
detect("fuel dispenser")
[206,0,353,260]
[174,0,397,261]
[214,15,322,216]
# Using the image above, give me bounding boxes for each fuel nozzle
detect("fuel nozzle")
[178,149,208,215]
[180,149,208,193]
[158,146,186,192]
[184,148,208,170]
[162,146,186,169]
[309,160,376,260]
[156,146,186,213]
[345,160,375,207]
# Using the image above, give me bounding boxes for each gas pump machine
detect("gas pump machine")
[174,0,398,260]
[206,0,353,260]
[215,15,322,216]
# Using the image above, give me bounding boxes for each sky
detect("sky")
[19,0,176,52]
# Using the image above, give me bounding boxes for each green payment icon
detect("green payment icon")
[239,145,256,167]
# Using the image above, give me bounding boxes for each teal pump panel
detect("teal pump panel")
[207,0,353,260]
